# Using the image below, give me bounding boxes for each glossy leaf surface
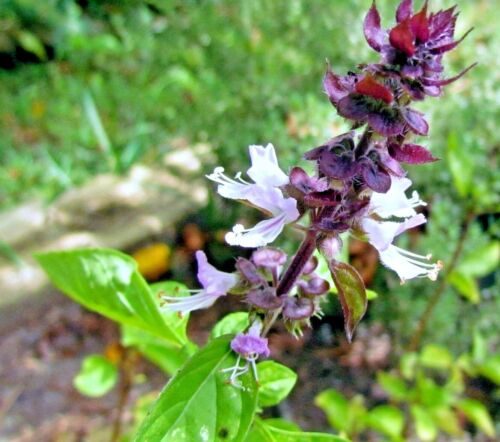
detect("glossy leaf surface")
[135,335,258,442]
[36,249,187,346]
[328,261,367,342]
[257,361,297,408]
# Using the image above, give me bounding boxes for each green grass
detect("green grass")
[2,0,496,209]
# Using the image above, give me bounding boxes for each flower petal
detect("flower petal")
[247,143,289,187]
[196,251,238,295]
[163,290,220,314]
[226,212,292,248]
[369,175,426,218]
[379,245,441,281]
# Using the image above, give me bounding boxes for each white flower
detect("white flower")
[361,176,442,283]
[162,251,238,314]
[207,143,299,248]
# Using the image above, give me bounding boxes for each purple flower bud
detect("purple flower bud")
[297,277,330,297]
[236,257,264,286]
[231,322,270,358]
[282,296,315,320]
[251,247,287,269]
[302,256,319,275]
[317,235,343,261]
[246,287,283,311]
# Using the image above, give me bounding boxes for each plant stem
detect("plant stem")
[407,211,474,352]
[110,348,137,442]
[276,229,317,296]
[354,127,373,159]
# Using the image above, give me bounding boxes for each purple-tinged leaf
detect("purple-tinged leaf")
[401,107,429,135]
[364,2,386,51]
[389,143,439,164]
[401,64,424,78]
[328,261,367,342]
[304,189,341,208]
[389,20,416,56]
[368,110,405,136]
[378,146,406,176]
[410,2,430,43]
[337,95,370,121]
[360,161,391,193]
[421,62,477,86]
[355,75,394,104]
[315,219,350,233]
[423,85,442,96]
[304,132,355,161]
[429,28,473,54]
[396,0,413,23]
[282,296,315,320]
[323,69,350,104]
[246,287,283,311]
[429,6,457,39]
[289,167,329,193]
[319,152,357,180]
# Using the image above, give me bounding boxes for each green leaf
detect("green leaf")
[211,312,249,340]
[399,352,418,380]
[262,419,301,432]
[446,131,473,197]
[366,405,404,440]
[478,355,500,385]
[420,345,453,370]
[456,242,500,277]
[151,281,191,343]
[135,335,258,442]
[366,289,378,300]
[416,375,453,409]
[246,418,350,442]
[327,261,367,342]
[36,249,186,346]
[472,329,488,364]
[448,271,480,303]
[256,361,297,407]
[456,399,496,437]
[121,325,197,375]
[377,372,408,402]
[430,407,462,436]
[73,355,118,397]
[410,405,438,441]
[16,30,47,60]
[314,390,350,433]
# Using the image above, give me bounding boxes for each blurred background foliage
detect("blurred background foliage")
[0,0,498,431]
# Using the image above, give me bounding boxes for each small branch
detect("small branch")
[276,229,317,296]
[407,211,474,352]
[354,127,373,159]
[110,348,137,442]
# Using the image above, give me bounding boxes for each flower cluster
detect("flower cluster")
[162,0,469,386]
